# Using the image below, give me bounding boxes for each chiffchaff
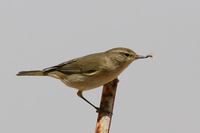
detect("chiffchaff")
[17,47,152,111]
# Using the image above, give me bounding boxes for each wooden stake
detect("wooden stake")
[95,78,119,133]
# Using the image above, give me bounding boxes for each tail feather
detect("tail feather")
[17,70,45,76]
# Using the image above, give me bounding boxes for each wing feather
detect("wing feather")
[43,53,107,75]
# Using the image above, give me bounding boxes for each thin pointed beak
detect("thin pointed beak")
[135,54,153,59]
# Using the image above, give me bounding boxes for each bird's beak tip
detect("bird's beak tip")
[135,55,153,59]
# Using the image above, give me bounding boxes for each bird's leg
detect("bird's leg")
[77,90,99,111]
[77,90,111,113]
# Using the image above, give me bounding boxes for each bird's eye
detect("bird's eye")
[124,53,130,57]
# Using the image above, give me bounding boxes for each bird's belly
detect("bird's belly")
[61,73,117,91]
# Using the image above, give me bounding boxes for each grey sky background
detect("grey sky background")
[1,0,200,133]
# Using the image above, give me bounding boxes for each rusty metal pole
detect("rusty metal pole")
[95,78,119,133]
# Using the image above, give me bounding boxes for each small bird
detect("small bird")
[17,47,152,111]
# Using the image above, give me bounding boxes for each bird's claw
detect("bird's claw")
[95,107,113,115]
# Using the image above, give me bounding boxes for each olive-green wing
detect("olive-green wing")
[43,53,107,75]
[43,58,82,74]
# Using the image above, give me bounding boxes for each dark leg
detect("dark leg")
[77,90,99,111]
[77,91,112,114]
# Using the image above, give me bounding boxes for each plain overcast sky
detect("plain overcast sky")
[1,0,200,133]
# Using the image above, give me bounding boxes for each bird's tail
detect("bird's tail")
[17,70,46,76]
